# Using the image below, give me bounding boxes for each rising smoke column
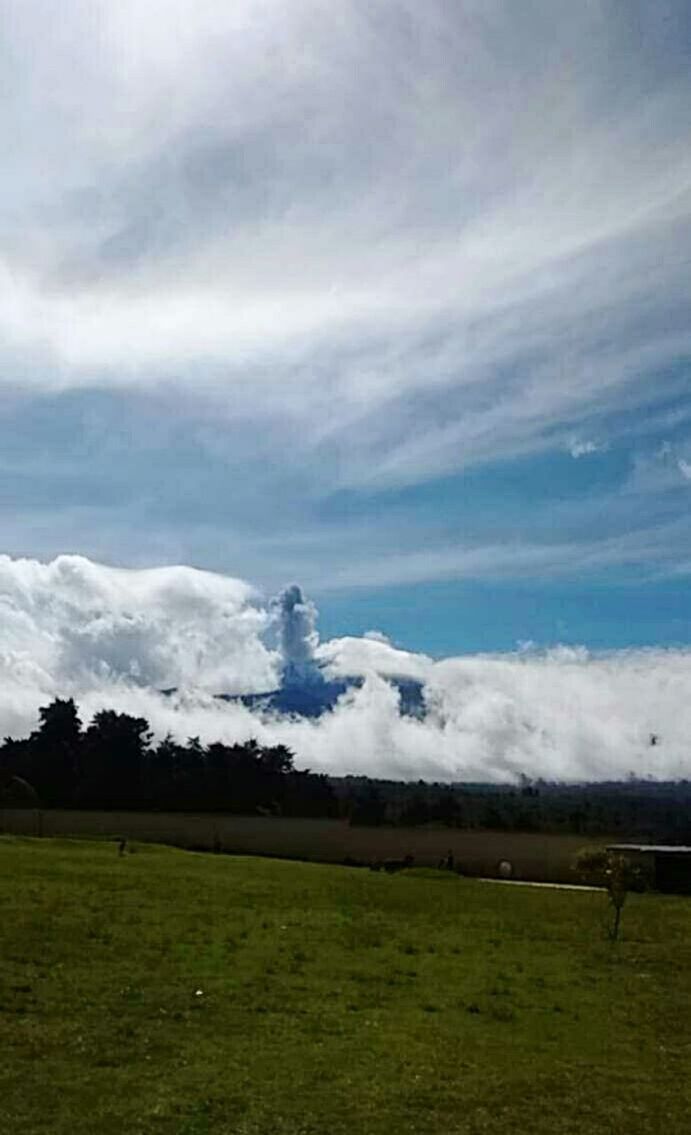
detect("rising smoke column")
[271,584,322,687]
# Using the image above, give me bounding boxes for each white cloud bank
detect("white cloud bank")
[1,554,689,783]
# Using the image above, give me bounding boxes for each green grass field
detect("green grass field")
[2,838,690,1135]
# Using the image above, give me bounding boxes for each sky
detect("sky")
[1,2,691,779]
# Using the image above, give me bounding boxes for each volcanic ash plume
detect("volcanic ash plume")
[271,584,322,688]
[262,583,426,719]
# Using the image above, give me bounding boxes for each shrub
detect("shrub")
[573,848,644,941]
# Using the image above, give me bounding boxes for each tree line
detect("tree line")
[1,698,690,840]
[339,773,691,840]
[0,699,337,817]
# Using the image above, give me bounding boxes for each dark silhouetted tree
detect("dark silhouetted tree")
[81,710,152,808]
[29,698,82,805]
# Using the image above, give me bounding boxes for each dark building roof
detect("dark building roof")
[607,844,691,854]
[608,844,691,895]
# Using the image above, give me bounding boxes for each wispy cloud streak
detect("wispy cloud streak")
[1,2,690,486]
[1,4,691,600]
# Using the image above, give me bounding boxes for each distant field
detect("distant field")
[0,809,613,883]
[2,838,690,1134]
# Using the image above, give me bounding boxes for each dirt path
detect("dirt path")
[478,878,603,891]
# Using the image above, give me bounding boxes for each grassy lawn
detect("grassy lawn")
[1,837,690,1135]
